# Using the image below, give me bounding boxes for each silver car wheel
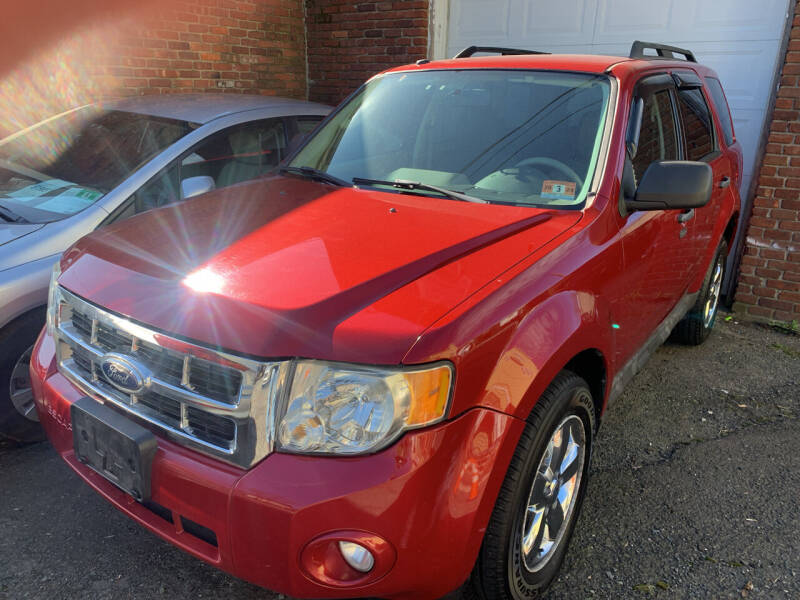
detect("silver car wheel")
[9,345,38,422]
[521,414,585,573]
[703,259,723,328]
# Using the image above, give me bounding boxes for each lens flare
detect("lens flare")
[183,268,225,294]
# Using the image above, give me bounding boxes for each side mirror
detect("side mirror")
[180,176,215,200]
[626,160,712,212]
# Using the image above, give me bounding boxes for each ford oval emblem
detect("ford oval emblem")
[99,353,149,394]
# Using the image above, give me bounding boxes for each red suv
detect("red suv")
[31,42,741,599]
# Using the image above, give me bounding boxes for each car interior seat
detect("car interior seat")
[217,129,271,188]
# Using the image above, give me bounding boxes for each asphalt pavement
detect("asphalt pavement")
[1,314,798,599]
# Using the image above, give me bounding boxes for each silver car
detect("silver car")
[0,94,330,441]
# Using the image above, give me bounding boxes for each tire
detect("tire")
[0,308,47,443]
[672,240,727,346]
[466,370,596,600]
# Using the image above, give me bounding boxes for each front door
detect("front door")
[616,75,696,363]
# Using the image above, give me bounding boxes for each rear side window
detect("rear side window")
[632,90,679,182]
[677,89,715,161]
[705,78,735,146]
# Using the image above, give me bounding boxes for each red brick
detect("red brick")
[753,286,777,298]
[735,293,758,304]
[758,298,794,312]
[741,255,766,268]
[782,198,800,210]
[749,216,778,229]
[746,305,773,318]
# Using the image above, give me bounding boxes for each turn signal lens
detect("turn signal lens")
[405,366,451,427]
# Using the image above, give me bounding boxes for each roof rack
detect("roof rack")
[629,40,696,63]
[453,46,549,59]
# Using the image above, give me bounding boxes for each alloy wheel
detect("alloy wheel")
[703,259,723,328]
[9,345,38,422]
[520,414,586,572]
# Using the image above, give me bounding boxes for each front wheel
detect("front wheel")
[467,371,595,599]
[0,309,47,443]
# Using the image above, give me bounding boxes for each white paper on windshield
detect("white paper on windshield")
[36,188,101,214]
[7,179,72,198]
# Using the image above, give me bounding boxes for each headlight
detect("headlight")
[46,259,62,337]
[277,361,453,455]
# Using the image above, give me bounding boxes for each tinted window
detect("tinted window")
[677,89,715,161]
[118,119,287,219]
[0,108,193,222]
[632,90,678,183]
[184,119,286,189]
[296,117,323,135]
[705,78,734,146]
[291,70,611,207]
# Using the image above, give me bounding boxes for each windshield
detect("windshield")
[289,69,610,208]
[0,107,194,223]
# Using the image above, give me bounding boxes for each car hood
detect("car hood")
[59,176,581,363]
[0,222,45,247]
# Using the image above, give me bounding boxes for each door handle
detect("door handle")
[718,176,731,189]
[677,208,695,224]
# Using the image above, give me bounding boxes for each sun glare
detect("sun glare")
[183,268,225,294]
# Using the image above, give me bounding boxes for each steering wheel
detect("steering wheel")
[515,157,584,189]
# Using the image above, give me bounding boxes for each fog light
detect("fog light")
[338,541,375,573]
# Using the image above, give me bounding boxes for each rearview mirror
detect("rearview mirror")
[626,160,712,212]
[181,176,215,200]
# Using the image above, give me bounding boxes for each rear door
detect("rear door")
[672,70,728,270]
[617,74,697,359]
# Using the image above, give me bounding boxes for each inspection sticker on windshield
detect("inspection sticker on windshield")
[7,179,72,198]
[36,188,100,214]
[541,180,576,200]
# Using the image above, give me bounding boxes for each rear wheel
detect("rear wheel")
[467,371,595,599]
[0,309,47,443]
[673,241,727,346]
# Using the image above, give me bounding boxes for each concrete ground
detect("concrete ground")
[1,314,798,599]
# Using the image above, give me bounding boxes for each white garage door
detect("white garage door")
[435,0,792,199]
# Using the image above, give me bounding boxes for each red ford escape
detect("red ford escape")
[31,42,741,599]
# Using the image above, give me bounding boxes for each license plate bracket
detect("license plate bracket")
[71,396,157,502]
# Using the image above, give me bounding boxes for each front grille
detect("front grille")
[54,287,290,467]
[70,307,241,405]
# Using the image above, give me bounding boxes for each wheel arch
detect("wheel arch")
[501,291,612,427]
[1,304,47,335]
[563,348,607,428]
[722,211,739,252]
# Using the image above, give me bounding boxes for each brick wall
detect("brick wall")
[0,0,306,136]
[733,2,800,325]
[306,0,429,105]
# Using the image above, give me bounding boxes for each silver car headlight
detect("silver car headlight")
[276,360,453,455]
[46,259,62,337]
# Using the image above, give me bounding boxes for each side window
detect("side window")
[704,78,735,146]
[183,119,287,189]
[676,88,715,161]
[103,162,180,225]
[631,89,679,182]
[107,119,287,224]
[296,117,323,135]
[135,163,180,212]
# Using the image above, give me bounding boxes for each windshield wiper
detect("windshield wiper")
[352,177,487,204]
[0,203,28,223]
[277,166,350,187]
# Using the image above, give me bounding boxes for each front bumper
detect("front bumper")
[31,330,524,600]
